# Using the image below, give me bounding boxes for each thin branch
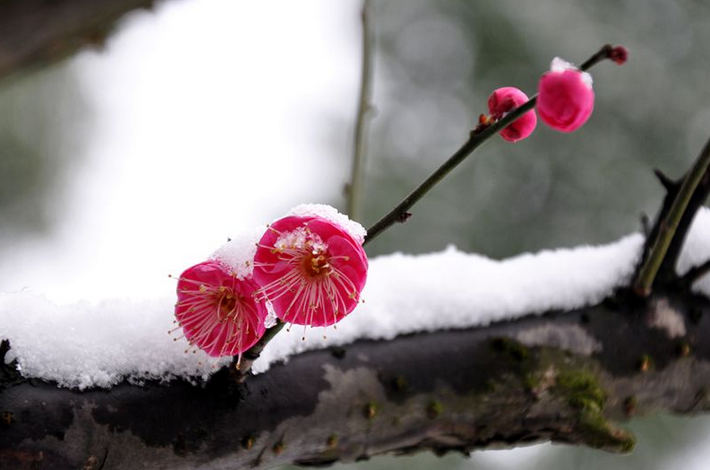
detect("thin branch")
[363,44,621,245]
[653,168,678,192]
[680,259,710,287]
[579,44,617,70]
[640,212,651,236]
[346,0,375,221]
[633,137,710,296]
[230,320,285,382]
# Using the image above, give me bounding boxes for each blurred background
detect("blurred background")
[1,0,710,468]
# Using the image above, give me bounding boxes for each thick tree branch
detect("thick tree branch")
[3,286,710,469]
[0,0,157,81]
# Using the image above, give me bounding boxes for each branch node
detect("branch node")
[653,168,677,192]
[679,259,710,288]
[640,212,650,236]
[1,339,23,390]
[397,212,412,223]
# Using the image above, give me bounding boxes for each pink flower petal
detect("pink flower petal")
[537,69,594,133]
[487,86,537,142]
[174,260,267,358]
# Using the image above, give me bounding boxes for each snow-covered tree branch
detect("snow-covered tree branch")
[4,165,710,467]
[1,272,710,468]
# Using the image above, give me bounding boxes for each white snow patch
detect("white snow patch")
[677,208,710,294]
[264,302,279,329]
[550,56,576,73]
[515,324,602,356]
[6,208,710,388]
[550,56,593,88]
[0,294,229,389]
[210,225,264,279]
[288,203,366,244]
[648,297,687,338]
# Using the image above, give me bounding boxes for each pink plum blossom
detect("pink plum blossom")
[174,260,267,361]
[487,86,537,142]
[537,58,595,133]
[253,215,368,328]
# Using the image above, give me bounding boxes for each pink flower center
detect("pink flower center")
[212,286,243,321]
[304,249,331,277]
[271,227,341,280]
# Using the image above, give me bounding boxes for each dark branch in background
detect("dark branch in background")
[345,0,375,221]
[0,0,157,81]
[363,44,621,245]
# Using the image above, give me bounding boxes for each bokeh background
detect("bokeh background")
[2,0,710,468]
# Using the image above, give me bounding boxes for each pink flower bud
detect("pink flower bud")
[254,215,368,328]
[487,87,537,142]
[609,45,628,65]
[537,58,594,133]
[174,260,267,359]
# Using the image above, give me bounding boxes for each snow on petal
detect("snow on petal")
[288,203,367,244]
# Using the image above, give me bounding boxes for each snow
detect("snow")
[4,208,710,388]
[288,203,367,244]
[550,56,593,87]
[551,57,576,73]
[0,295,230,389]
[210,226,264,279]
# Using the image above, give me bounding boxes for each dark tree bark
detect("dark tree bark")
[0,0,158,81]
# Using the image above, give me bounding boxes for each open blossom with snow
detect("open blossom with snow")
[537,57,595,133]
[487,86,537,142]
[253,211,368,328]
[173,260,267,361]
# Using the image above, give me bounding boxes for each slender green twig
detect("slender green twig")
[363,44,615,245]
[680,258,710,287]
[346,0,375,221]
[579,44,617,70]
[363,101,535,244]
[231,319,285,381]
[633,137,710,296]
